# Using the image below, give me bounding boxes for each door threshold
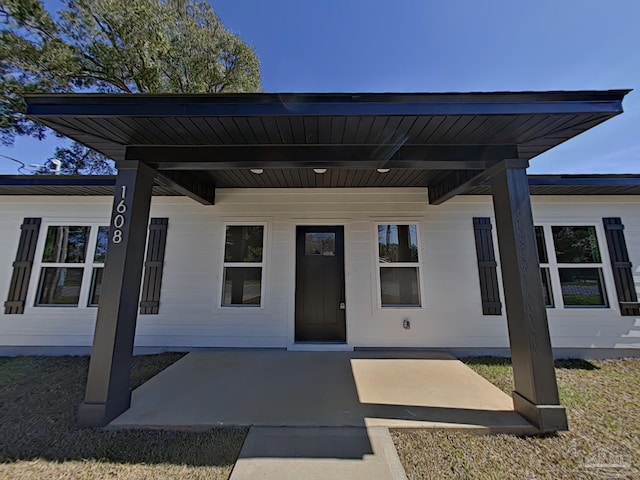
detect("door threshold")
[288,343,354,352]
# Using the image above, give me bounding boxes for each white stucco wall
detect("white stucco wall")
[0,189,638,352]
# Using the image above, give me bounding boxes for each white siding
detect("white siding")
[0,190,638,351]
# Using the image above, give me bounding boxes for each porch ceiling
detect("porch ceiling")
[24,90,629,203]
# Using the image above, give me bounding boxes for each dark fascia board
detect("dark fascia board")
[0,175,117,186]
[526,174,640,187]
[25,90,631,118]
[1,174,639,195]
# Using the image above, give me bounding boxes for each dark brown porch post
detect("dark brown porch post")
[488,159,568,433]
[78,160,157,427]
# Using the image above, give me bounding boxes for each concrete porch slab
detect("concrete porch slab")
[109,350,536,433]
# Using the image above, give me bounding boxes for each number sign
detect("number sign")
[112,185,127,244]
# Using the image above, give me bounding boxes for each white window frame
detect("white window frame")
[374,222,424,309]
[219,222,267,309]
[536,223,613,310]
[535,226,555,308]
[27,221,109,310]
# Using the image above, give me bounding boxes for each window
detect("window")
[221,225,264,307]
[377,224,421,307]
[35,225,108,307]
[535,226,554,308]
[305,232,335,256]
[535,225,608,309]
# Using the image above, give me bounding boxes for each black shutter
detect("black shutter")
[603,218,640,316]
[4,218,41,314]
[139,218,168,315]
[472,217,502,315]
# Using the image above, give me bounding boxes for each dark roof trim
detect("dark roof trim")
[0,175,179,197]
[0,174,639,197]
[465,174,640,196]
[0,175,116,187]
[512,174,640,187]
[25,90,630,118]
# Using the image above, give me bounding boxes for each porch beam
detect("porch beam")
[428,169,487,204]
[489,159,568,433]
[156,170,215,205]
[77,160,157,427]
[125,145,517,170]
[427,146,519,204]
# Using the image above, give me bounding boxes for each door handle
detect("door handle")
[339,302,346,310]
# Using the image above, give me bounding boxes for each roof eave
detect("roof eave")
[25,90,630,118]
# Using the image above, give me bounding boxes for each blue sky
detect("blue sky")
[1,0,639,174]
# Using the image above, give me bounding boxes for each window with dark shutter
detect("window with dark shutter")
[603,218,640,316]
[472,217,502,315]
[4,218,41,314]
[139,218,168,314]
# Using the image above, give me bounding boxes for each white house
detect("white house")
[1,90,638,431]
[1,178,639,355]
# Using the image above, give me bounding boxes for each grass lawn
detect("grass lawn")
[2,353,638,479]
[0,354,247,480]
[392,357,640,480]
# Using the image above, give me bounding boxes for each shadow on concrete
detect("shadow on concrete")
[238,426,375,459]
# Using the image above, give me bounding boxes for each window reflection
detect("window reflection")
[222,267,262,306]
[36,267,83,306]
[305,233,335,256]
[93,226,109,263]
[380,267,420,306]
[225,226,264,262]
[559,268,607,307]
[378,225,418,263]
[552,226,601,263]
[42,226,89,263]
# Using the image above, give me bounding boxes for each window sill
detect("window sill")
[380,305,424,310]
[218,305,263,310]
[24,306,98,314]
[546,308,619,317]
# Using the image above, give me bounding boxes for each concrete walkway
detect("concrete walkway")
[229,426,408,480]
[110,350,534,433]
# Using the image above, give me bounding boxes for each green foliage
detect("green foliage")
[551,226,601,263]
[0,0,261,173]
[224,226,264,262]
[49,141,125,174]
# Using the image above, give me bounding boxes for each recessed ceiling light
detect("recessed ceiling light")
[313,168,327,174]
[250,169,264,174]
[377,168,390,173]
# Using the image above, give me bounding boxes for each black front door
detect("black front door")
[295,226,346,342]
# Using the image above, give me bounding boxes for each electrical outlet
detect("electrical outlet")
[403,319,411,330]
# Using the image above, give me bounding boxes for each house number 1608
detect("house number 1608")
[112,185,127,243]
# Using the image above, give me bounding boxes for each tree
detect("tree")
[0,0,261,174]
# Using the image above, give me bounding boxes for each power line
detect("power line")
[0,154,61,174]
[0,153,28,174]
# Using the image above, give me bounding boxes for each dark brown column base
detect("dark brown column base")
[77,394,131,427]
[513,391,568,433]
[77,402,108,427]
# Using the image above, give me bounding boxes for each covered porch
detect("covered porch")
[108,350,535,433]
[25,90,629,433]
